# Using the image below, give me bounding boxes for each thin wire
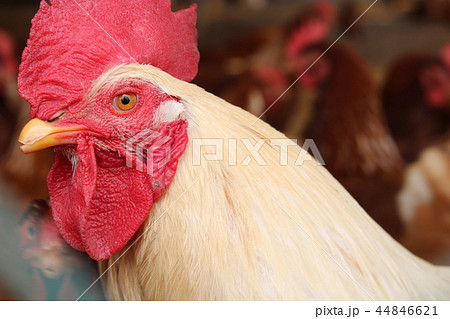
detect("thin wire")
[251,0,379,126]
[251,178,375,300]
[76,178,199,301]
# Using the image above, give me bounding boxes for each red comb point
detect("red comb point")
[18,0,199,118]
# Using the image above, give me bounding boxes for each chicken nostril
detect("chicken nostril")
[48,110,67,123]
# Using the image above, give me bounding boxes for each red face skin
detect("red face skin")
[43,79,188,261]
[420,64,450,109]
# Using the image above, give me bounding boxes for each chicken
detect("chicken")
[19,200,104,300]
[382,49,450,163]
[397,140,450,265]
[285,17,405,238]
[17,0,450,300]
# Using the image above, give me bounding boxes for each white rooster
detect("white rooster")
[17,0,450,300]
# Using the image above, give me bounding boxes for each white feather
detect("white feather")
[153,99,186,124]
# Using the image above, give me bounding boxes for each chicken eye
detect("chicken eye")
[113,93,137,112]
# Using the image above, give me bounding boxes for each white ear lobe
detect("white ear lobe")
[153,100,186,124]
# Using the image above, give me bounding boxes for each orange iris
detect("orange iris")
[114,93,137,111]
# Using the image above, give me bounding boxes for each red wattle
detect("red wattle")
[48,121,188,261]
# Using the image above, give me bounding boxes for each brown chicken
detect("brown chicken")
[18,200,104,300]
[382,49,450,163]
[286,17,405,238]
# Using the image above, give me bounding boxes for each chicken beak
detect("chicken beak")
[19,118,85,153]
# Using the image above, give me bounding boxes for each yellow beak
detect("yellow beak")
[19,118,84,153]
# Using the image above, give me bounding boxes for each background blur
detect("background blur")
[1,0,450,300]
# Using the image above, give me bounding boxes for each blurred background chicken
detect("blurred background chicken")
[398,140,450,265]
[382,45,450,163]
[18,200,104,300]
[0,195,104,300]
[284,13,405,238]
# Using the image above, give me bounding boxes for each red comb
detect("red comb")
[285,18,328,61]
[18,0,199,118]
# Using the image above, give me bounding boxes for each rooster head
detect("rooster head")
[18,0,197,260]
[419,47,450,110]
